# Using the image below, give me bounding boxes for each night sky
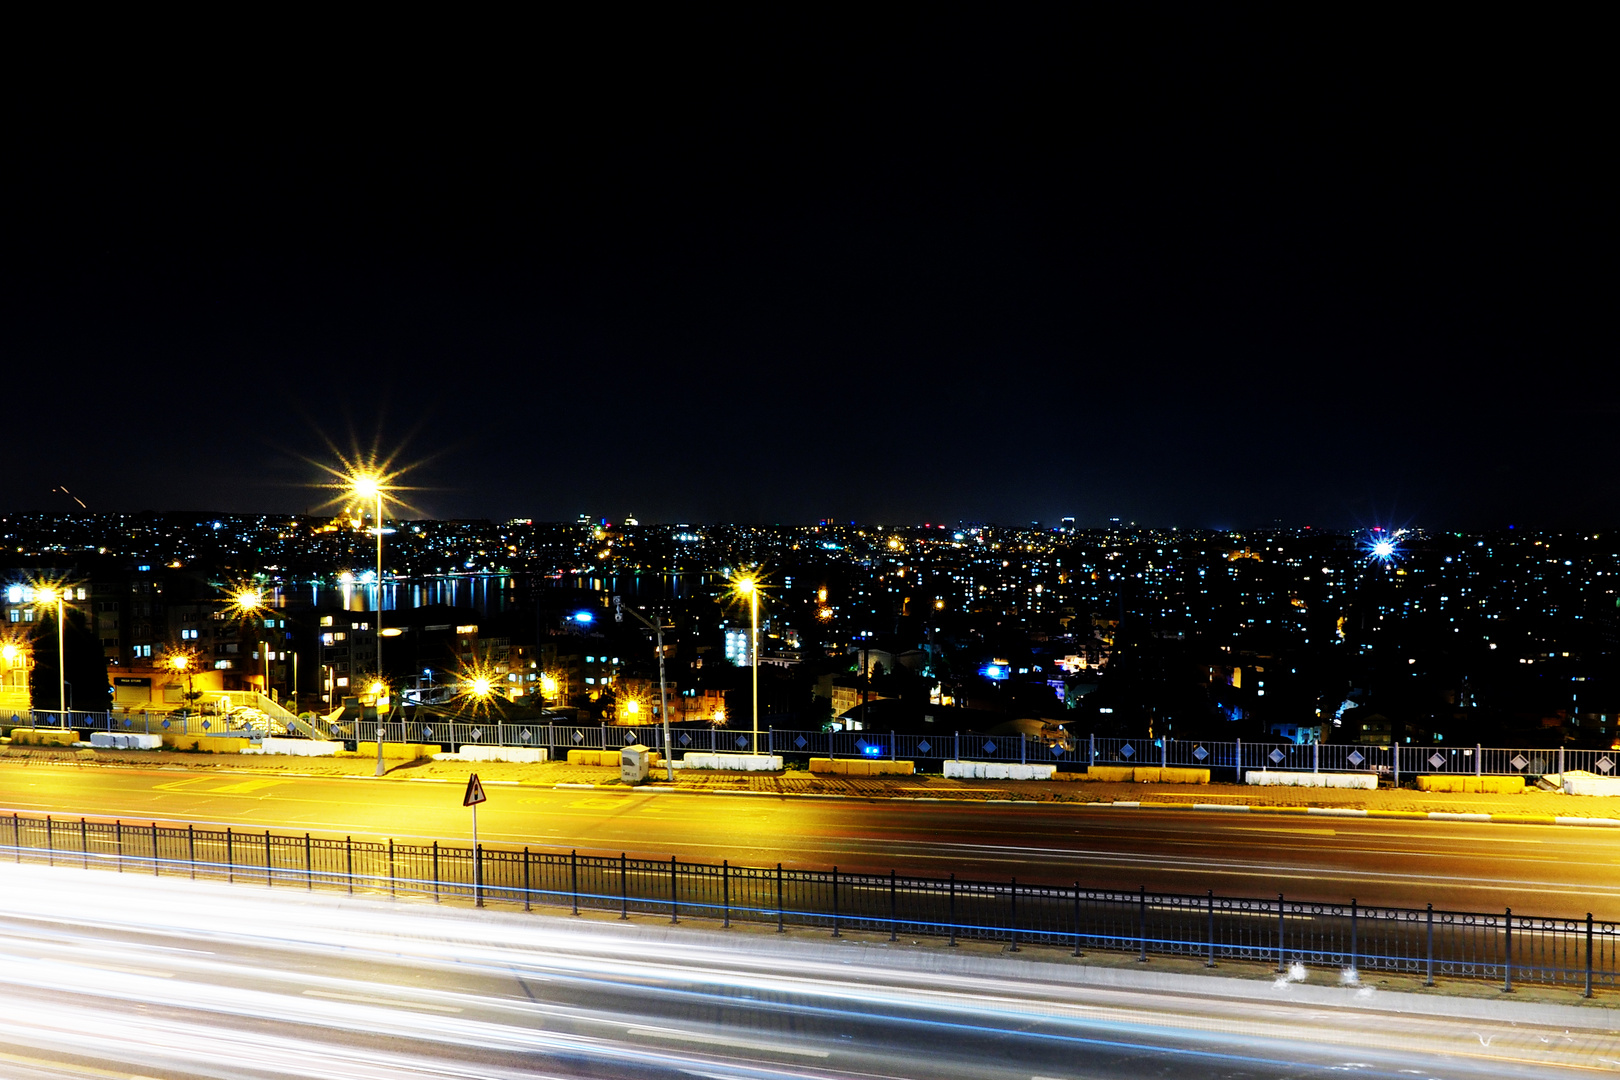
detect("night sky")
[1,13,1609,529]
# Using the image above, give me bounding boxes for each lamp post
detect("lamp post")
[349,472,389,777]
[733,576,760,753]
[614,596,674,781]
[169,652,194,723]
[33,586,66,725]
[230,589,273,701]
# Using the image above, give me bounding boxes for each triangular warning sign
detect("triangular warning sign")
[463,772,487,807]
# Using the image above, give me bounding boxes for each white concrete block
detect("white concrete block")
[1008,764,1033,780]
[1563,771,1620,796]
[90,732,162,749]
[1244,770,1376,789]
[682,752,781,771]
[248,737,342,757]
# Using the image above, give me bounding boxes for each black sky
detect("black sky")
[1,11,1610,528]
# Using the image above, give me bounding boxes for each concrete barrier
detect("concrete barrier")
[89,732,163,750]
[241,737,343,757]
[1245,770,1377,789]
[808,757,916,776]
[943,760,1056,780]
[8,728,80,747]
[162,734,251,752]
[1561,771,1620,797]
[678,752,782,771]
[1415,775,1526,794]
[1081,766,1209,783]
[564,749,656,766]
[355,741,435,761]
[455,745,549,764]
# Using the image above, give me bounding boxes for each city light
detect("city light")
[572,611,595,624]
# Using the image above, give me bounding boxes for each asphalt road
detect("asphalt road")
[3,762,1618,920]
[0,862,1609,1079]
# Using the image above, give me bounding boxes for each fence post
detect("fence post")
[1008,878,1019,952]
[1161,737,1167,770]
[116,820,123,872]
[1277,894,1286,973]
[226,827,233,884]
[45,816,52,867]
[1393,743,1400,786]
[305,833,313,891]
[1313,740,1319,774]
[955,731,960,763]
[152,821,160,876]
[524,848,532,912]
[670,856,678,923]
[1139,886,1148,962]
[621,852,629,919]
[723,860,731,928]
[1021,737,1027,766]
[1207,890,1215,967]
[891,730,896,761]
[79,818,87,870]
[1586,913,1594,998]
[389,838,396,899]
[1476,744,1483,778]
[1503,908,1512,993]
[949,873,957,947]
[346,837,353,894]
[1235,737,1241,777]
[571,849,579,915]
[1349,899,1358,975]
[1559,746,1565,777]
[432,841,441,903]
[13,813,20,864]
[1089,732,1096,766]
[1073,883,1083,957]
[777,863,784,933]
[188,824,196,880]
[889,870,897,941]
[831,867,840,937]
[474,842,484,907]
[1425,904,1434,986]
[265,831,273,887]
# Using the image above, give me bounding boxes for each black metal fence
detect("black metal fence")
[3,810,1612,996]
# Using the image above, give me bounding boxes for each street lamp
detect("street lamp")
[228,588,273,700]
[349,470,390,777]
[732,574,761,753]
[31,584,67,725]
[168,651,195,721]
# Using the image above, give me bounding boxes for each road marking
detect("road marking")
[205,779,290,795]
[302,989,463,1012]
[626,1026,829,1058]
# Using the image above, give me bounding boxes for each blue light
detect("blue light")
[863,745,881,756]
[572,611,595,624]
[1372,540,1394,558]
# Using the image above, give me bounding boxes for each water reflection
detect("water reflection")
[268,571,724,615]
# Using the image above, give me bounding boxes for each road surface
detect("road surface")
[2,762,1617,919]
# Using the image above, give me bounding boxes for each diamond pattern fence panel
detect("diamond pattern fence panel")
[3,809,1612,993]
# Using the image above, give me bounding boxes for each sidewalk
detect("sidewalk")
[9,744,1620,823]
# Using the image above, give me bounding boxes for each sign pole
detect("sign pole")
[464,772,487,907]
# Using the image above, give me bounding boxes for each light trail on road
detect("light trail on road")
[0,861,1614,1078]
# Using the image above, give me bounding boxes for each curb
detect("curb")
[1082,800,1616,827]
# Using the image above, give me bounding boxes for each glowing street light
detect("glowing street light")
[730,571,762,752]
[226,587,276,699]
[30,583,68,723]
[345,469,393,776]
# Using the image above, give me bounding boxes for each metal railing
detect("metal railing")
[2,809,1611,995]
[7,710,1615,784]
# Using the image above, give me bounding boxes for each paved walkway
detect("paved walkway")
[10,744,1620,823]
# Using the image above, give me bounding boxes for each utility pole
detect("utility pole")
[616,597,674,781]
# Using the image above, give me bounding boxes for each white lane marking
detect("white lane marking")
[626,1026,830,1058]
[302,989,463,1012]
